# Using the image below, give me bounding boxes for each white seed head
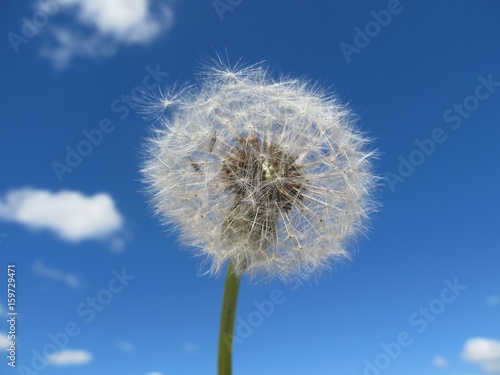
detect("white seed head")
[141,61,377,281]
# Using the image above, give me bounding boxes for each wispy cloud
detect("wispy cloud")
[33,260,80,288]
[145,372,163,375]
[486,295,500,306]
[433,355,448,367]
[47,349,92,366]
[0,188,124,247]
[115,340,134,352]
[182,342,197,353]
[462,337,500,373]
[38,0,174,69]
[0,332,9,350]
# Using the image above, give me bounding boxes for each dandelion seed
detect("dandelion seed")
[141,61,377,281]
[134,82,193,122]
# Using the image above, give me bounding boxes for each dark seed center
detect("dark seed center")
[221,135,304,213]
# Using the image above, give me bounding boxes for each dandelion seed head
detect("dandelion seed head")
[141,61,377,281]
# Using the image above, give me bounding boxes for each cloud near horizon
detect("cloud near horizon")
[0,188,124,245]
[462,337,500,373]
[47,349,92,366]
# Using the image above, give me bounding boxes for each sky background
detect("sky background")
[1,1,500,375]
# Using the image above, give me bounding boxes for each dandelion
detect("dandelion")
[140,59,377,374]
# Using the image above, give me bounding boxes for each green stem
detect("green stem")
[218,261,241,375]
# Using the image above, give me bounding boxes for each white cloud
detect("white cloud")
[33,260,80,288]
[462,338,500,373]
[47,349,92,366]
[145,372,163,375]
[115,340,134,352]
[38,0,174,68]
[0,188,124,245]
[433,355,448,367]
[0,332,9,350]
[487,295,500,306]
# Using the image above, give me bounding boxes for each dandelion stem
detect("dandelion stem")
[218,261,241,375]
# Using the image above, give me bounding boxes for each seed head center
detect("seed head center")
[221,135,304,213]
[262,159,274,181]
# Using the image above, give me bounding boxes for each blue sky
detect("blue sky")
[1,1,500,374]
